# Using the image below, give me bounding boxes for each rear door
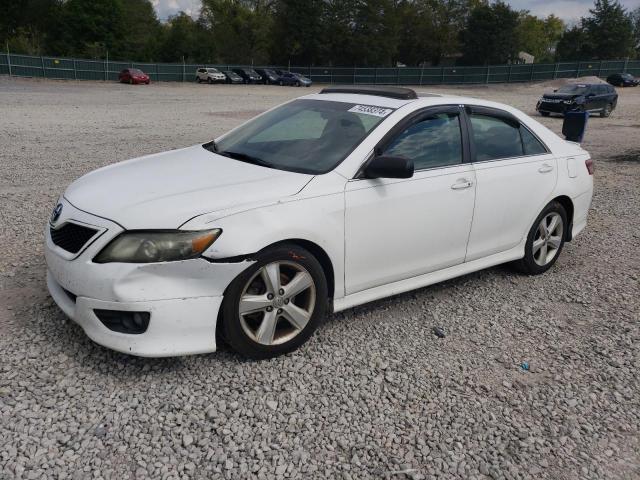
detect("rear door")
[464,106,557,262]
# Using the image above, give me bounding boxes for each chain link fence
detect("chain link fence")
[0,52,638,85]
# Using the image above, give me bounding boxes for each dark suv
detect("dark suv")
[232,68,263,84]
[536,83,618,118]
[606,73,639,87]
[255,68,279,85]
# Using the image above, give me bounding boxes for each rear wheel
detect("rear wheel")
[295,81,301,87]
[129,78,133,85]
[208,77,213,84]
[279,80,283,86]
[514,201,567,275]
[221,244,328,359]
[601,103,613,118]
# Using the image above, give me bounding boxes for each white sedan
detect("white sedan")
[45,86,593,358]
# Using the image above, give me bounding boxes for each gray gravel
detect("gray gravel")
[1,77,639,480]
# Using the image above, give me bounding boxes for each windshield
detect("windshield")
[556,85,588,94]
[208,99,391,174]
[207,68,220,73]
[130,69,144,75]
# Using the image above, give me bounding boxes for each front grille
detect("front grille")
[50,223,99,254]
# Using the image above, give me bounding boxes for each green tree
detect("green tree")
[118,0,162,61]
[517,14,564,63]
[582,0,634,59]
[556,25,591,61]
[200,0,273,65]
[271,0,324,65]
[459,1,520,65]
[633,7,640,57]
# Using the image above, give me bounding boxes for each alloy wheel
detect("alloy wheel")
[533,212,564,266]
[238,261,316,346]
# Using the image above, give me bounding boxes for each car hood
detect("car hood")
[64,145,314,229]
[542,93,580,101]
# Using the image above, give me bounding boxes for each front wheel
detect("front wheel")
[601,103,613,118]
[221,244,328,359]
[514,201,567,275]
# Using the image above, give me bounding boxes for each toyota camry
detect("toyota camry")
[45,86,593,359]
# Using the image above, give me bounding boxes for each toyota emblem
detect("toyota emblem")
[51,203,63,223]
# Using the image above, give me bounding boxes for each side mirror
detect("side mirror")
[362,155,414,179]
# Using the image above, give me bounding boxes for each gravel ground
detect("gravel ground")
[0,77,638,480]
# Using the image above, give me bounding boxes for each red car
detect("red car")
[118,68,150,85]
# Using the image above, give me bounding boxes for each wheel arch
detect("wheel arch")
[260,239,335,300]
[551,195,574,241]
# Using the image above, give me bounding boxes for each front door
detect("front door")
[345,107,476,295]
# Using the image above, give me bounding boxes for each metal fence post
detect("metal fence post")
[41,55,45,78]
[6,42,11,77]
[73,58,77,80]
[105,51,108,81]
[353,66,356,85]
[507,64,512,83]
[396,67,400,85]
[155,62,159,82]
[374,67,378,85]
[553,62,558,79]
[485,65,490,84]
[182,56,185,82]
[419,64,424,85]
[623,57,629,73]
[440,66,444,85]
[530,63,534,81]
[597,60,603,78]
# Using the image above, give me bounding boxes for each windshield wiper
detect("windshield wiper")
[219,150,273,168]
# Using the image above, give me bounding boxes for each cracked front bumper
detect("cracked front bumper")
[45,199,252,357]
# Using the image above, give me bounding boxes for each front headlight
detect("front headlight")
[94,229,222,263]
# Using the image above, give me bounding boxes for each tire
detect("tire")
[540,111,550,117]
[208,78,213,84]
[279,80,283,86]
[600,103,613,118]
[221,244,328,359]
[129,78,133,85]
[295,81,301,87]
[514,201,567,275]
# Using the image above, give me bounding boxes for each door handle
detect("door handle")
[538,163,553,173]
[451,179,473,190]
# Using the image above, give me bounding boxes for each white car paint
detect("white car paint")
[195,68,226,83]
[46,90,593,357]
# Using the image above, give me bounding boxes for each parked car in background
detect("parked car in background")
[46,86,593,359]
[536,83,617,118]
[223,71,243,84]
[118,68,150,85]
[232,68,263,84]
[606,73,639,87]
[196,67,226,84]
[255,68,279,85]
[278,72,312,87]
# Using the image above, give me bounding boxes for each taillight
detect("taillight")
[585,159,594,175]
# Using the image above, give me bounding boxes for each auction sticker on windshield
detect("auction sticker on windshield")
[348,105,394,117]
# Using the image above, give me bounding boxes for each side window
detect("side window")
[520,127,547,156]
[470,114,523,161]
[383,113,462,170]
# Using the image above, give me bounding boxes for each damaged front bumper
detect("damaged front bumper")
[45,199,252,357]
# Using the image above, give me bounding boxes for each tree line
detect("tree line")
[2,0,639,67]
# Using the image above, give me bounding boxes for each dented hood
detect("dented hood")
[64,145,313,229]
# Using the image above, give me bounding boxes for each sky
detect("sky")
[151,0,640,23]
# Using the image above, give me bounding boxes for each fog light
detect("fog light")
[94,310,150,334]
